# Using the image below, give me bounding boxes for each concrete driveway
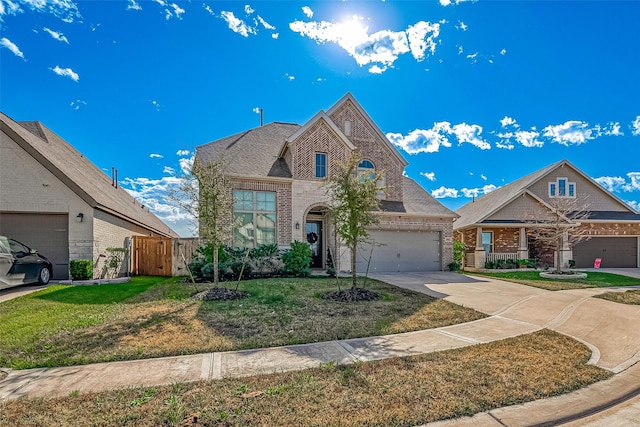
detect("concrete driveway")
[371,271,640,373]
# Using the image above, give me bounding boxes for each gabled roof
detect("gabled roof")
[196,122,300,178]
[326,92,409,167]
[403,177,459,218]
[0,112,177,237]
[454,159,639,229]
[278,110,355,158]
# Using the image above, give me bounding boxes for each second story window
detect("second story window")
[549,177,576,198]
[357,160,375,180]
[315,153,327,178]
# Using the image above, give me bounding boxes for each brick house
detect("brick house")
[196,93,458,272]
[455,160,640,269]
[0,112,177,280]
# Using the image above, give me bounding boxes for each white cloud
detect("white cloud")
[151,100,160,111]
[17,0,82,22]
[500,116,517,127]
[256,15,275,30]
[244,5,254,15]
[514,130,543,148]
[272,33,279,39]
[302,6,313,18]
[43,27,69,43]
[163,166,175,175]
[203,4,214,15]
[368,65,386,74]
[604,121,623,136]
[431,186,458,198]
[626,200,640,212]
[632,116,640,136]
[500,48,507,55]
[482,184,498,194]
[170,3,185,19]
[456,21,468,31]
[0,0,22,18]
[150,153,163,159]
[420,171,436,181]
[439,0,473,5]
[0,37,25,59]
[126,0,142,11]
[480,174,487,181]
[289,15,441,73]
[176,149,191,156]
[386,122,453,154]
[179,156,194,174]
[542,121,595,146]
[221,11,257,37]
[461,184,498,198]
[51,65,79,81]
[285,72,295,81]
[594,173,640,193]
[451,123,491,149]
[70,99,86,110]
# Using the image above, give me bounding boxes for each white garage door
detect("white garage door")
[573,237,638,268]
[356,230,441,273]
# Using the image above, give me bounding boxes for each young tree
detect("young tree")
[325,153,386,288]
[169,158,233,286]
[526,196,591,273]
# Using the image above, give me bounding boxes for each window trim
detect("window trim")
[549,177,576,199]
[315,152,327,179]
[232,190,277,248]
[481,231,493,254]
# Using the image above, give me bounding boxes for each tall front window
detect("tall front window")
[233,190,276,248]
[482,232,493,254]
[315,153,327,178]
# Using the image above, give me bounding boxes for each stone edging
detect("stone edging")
[539,271,588,280]
[57,277,131,285]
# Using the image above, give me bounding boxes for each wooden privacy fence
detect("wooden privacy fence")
[132,236,202,277]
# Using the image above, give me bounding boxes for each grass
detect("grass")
[0,330,612,427]
[595,289,640,305]
[0,276,485,369]
[468,270,640,291]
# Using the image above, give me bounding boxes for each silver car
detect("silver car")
[0,236,53,289]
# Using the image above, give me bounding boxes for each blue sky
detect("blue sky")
[1,0,639,237]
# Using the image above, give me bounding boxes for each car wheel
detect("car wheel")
[38,267,51,285]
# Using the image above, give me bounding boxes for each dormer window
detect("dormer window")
[549,177,575,198]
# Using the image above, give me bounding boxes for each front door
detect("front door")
[305,221,323,269]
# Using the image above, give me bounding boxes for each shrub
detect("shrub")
[282,241,312,277]
[447,262,460,271]
[69,259,93,280]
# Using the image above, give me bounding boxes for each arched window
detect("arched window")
[357,160,375,179]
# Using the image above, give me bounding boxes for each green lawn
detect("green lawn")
[468,270,640,291]
[0,276,485,369]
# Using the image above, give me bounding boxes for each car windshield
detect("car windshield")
[8,239,30,255]
[0,236,11,254]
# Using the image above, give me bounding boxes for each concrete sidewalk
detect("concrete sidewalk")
[2,272,640,426]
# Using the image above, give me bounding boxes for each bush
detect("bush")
[69,259,93,280]
[282,241,312,277]
[447,262,460,271]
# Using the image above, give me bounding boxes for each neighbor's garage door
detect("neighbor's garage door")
[573,237,638,268]
[356,230,441,273]
[0,213,69,279]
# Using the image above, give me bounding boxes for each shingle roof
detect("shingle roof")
[1,112,177,237]
[196,122,300,178]
[403,177,459,218]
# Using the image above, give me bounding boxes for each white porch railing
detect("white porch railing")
[486,253,518,262]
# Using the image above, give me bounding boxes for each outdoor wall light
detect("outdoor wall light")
[295,222,300,230]
[76,213,84,223]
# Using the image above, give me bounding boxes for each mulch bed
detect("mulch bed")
[322,287,381,302]
[193,287,250,301]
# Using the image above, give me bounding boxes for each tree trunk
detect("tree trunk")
[351,244,357,288]
[213,243,219,287]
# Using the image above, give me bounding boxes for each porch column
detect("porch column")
[474,227,486,268]
[517,227,528,260]
[559,230,573,269]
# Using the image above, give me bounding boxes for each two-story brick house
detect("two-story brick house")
[455,160,640,269]
[196,93,458,273]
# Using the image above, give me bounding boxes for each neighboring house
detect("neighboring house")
[196,93,458,272]
[455,160,640,269]
[0,112,178,280]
